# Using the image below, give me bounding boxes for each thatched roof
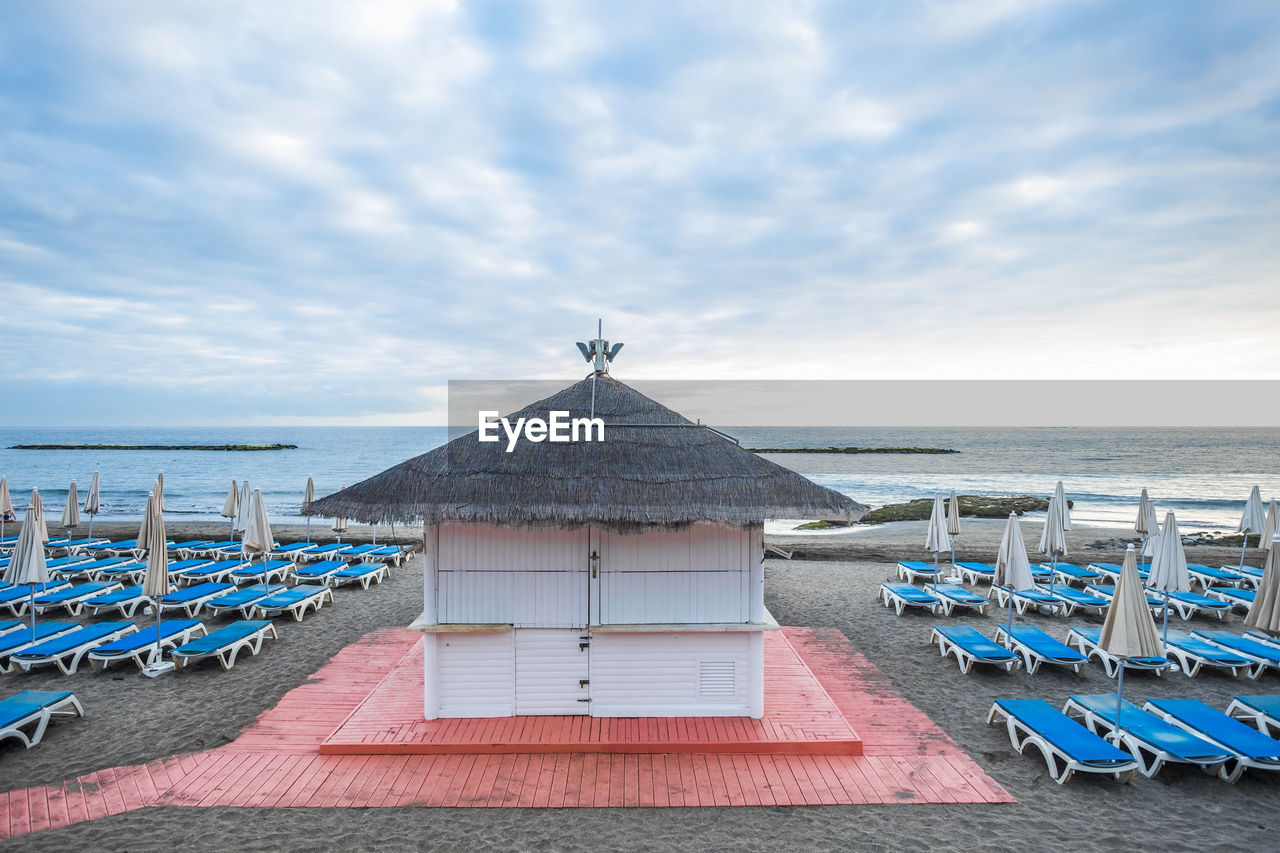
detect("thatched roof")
[306,375,867,530]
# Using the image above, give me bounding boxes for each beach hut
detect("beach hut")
[308,370,864,720]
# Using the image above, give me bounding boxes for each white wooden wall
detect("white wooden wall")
[435,631,514,717]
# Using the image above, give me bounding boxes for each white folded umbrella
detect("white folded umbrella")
[1099,545,1163,726]
[221,479,240,540]
[83,471,100,537]
[303,476,315,543]
[140,491,174,677]
[1147,510,1189,643]
[924,493,950,588]
[242,488,274,563]
[3,490,50,641]
[0,476,12,542]
[1239,485,1267,567]
[1244,535,1280,636]
[60,480,81,534]
[1054,481,1072,531]
[995,512,1035,630]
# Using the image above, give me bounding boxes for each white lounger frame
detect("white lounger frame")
[878,583,940,616]
[1142,700,1280,783]
[0,693,85,749]
[328,563,389,589]
[929,627,1019,675]
[994,626,1087,676]
[173,623,279,670]
[1065,628,1172,678]
[896,562,943,583]
[988,586,1067,617]
[1150,590,1230,622]
[987,702,1136,784]
[1226,697,1280,738]
[88,623,207,671]
[11,624,139,675]
[1160,640,1253,680]
[1064,698,1229,780]
[251,586,334,622]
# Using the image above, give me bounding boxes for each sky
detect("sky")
[2,1,1278,427]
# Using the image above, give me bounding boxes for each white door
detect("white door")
[514,628,590,714]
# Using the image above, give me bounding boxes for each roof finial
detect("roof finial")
[576,318,623,375]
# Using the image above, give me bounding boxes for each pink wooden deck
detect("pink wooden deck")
[321,630,862,755]
[0,626,1011,843]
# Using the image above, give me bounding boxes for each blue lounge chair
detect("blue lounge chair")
[932,584,990,616]
[1245,630,1280,651]
[251,584,334,621]
[31,581,124,616]
[1143,697,1280,782]
[0,690,85,749]
[1151,590,1231,622]
[990,586,1067,617]
[1036,584,1108,617]
[1192,631,1280,679]
[9,622,137,675]
[1084,584,1163,615]
[229,559,295,585]
[170,620,278,670]
[270,543,321,558]
[994,625,1088,675]
[987,698,1138,784]
[878,582,940,616]
[168,540,214,553]
[177,540,238,559]
[1160,631,1253,679]
[158,581,236,617]
[86,620,205,671]
[328,562,388,589]
[1065,626,1174,678]
[1187,564,1245,588]
[290,560,350,584]
[1088,562,1152,583]
[82,539,128,555]
[165,558,214,577]
[1203,586,1255,612]
[335,544,379,560]
[929,625,1019,674]
[1064,693,1233,779]
[47,537,109,556]
[81,584,168,619]
[175,559,246,584]
[295,543,346,562]
[1220,564,1265,588]
[0,582,72,616]
[0,623,80,672]
[41,555,93,573]
[203,584,288,619]
[0,621,22,635]
[955,561,995,585]
[1226,695,1280,738]
[896,561,943,583]
[365,545,411,566]
[1040,562,1102,585]
[51,556,127,580]
[92,561,149,584]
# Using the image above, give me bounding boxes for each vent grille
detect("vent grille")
[699,660,736,697]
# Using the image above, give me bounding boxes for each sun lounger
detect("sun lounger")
[896,561,943,583]
[1064,693,1233,779]
[328,562,388,589]
[1220,564,1265,588]
[169,540,214,553]
[81,539,127,555]
[175,559,246,584]
[177,540,239,559]
[1202,586,1255,612]
[1036,584,1108,617]
[270,543,321,558]
[1160,631,1254,678]
[987,698,1138,784]
[989,586,1067,617]
[1065,626,1174,677]
[0,621,22,635]
[1150,590,1231,622]
[1186,564,1245,588]
[0,623,80,672]
[46,537,110,557]
[1084,584,1163,615]
[932,584,990,616]
[80,584,169,618]
[41,555,93,574]
[1192,631,1280,678]
[289,560,349,585]
[9,622,137,675]
[229,559,295,585]
[157,581,237,617]
[170,620,278,670]
[87,620,205,671]
[31,581,125,616]
[338,545,409,565]
[994,625,1089,675]
[295,543,347,562]
[1039,562,1102,585]
[92,561,150,584]
[366,545,412,566]
[54,556,129,580]
[203,584,288,619]
[0,690,85,749]
[1244,630,1280,651]
[955,561,995,584]
[878,582,940,616]
[1225,695,1280,738]
[0,582,73,616]
[251,584,334,621]
[165,558,214,577]
[1087,562,1152,583]
[1142,697,1280,782]
[334,544,379,560]
[929,625,1019,674]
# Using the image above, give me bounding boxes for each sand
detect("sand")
[3,520,1278,852]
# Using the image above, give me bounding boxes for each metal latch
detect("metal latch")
[579,679,589,687]
[578,698,591,702]
[589,550,599,578]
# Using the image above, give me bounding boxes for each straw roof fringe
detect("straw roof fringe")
[306,375,867,531]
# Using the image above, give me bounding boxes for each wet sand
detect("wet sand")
[3,520,1277,851]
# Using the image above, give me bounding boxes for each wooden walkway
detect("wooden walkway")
[0,627,1011,842]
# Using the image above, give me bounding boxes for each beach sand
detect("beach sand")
[3,519,1278,851]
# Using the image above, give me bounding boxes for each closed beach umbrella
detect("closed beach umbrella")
[155,472,165,513]
[140,490,174,677]
[3,490,50,640]
[242,489,274,564]
[220,479,240,540]
[83,471,100,537]
[1099,545,1162,728]
[1054,481,1072,531]
[303,477,315,543]
[1147,510,1189,644]
[1259,500,1279,554]
[946,489,961,566]
[924,493,950,588]
[1244,535,1280,636]
[60,480,81,535]
[1038,491,1069,589]
[0,476,12,542]
[234,480,252,536]
[1142,510,1163,560]
[138,490,155,546]
[995,512,1035,630]
[332,485,348,542]
[1134,488,1154,554]
[1239,485,1266,567]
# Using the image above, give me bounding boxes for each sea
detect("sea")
[1,426,1277,534]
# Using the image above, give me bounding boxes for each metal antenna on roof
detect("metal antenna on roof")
[577,319,623,418]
